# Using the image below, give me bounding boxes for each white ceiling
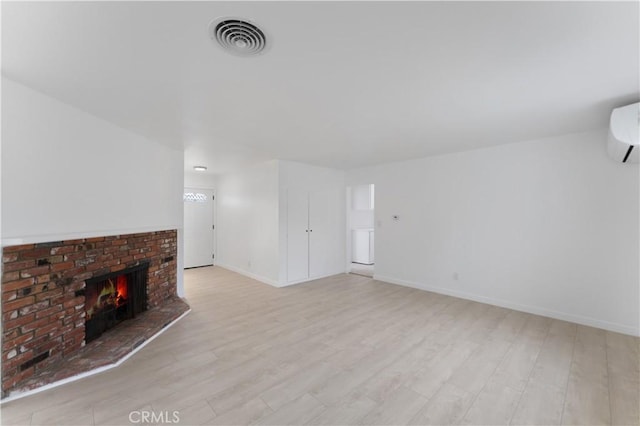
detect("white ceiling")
[3,1,638,175]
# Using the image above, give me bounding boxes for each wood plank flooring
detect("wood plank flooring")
[1,267,638,425]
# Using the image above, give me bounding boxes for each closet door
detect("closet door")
[308,189,327,278]
[309,188,341,278]
[287,188,309,283]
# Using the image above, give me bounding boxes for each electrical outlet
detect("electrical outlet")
[453,272,459,281]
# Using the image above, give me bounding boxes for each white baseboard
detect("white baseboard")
[282,270,347,287]
[374,274,639,337]
[217,264,347,288]
[216,263,280,287]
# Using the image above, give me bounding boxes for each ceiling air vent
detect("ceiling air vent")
[209,18,267,57]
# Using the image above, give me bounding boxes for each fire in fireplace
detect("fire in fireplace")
[84,262,149,343]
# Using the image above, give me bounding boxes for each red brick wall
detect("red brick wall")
[1,230,177,392]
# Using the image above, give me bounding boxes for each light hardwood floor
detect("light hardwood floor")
[2,267,639,425]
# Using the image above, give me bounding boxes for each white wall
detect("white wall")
[216,160,280,285]
[216,160,345,287]
[184,171,217,190]
[1,77,185,294]
[279,160,346,286]
[347,130,640,335]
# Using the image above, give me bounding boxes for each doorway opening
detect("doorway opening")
[347,184,374,278]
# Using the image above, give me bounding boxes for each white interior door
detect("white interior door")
[309,190,333,278]
[287,188,309,283]
[184,188,214,268]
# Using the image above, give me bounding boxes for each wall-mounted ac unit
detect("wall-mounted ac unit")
[607,102,639,163]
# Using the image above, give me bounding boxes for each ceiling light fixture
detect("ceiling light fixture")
[209,18,268,56]
[193,166,208,172]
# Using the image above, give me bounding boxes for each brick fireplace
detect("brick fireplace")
[1,230,178,394]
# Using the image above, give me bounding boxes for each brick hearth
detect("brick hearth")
[1,230,179,395]
[7,296,189,397]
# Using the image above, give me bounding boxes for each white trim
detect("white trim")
[283,271,347,287]
[1,225,180,246]
[215,263,280,287]
[374,274,640,337]
[214,265,345,288]
[1,308,192,403]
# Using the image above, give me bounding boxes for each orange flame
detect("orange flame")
[116,275,128,306]
[86,275,128,320]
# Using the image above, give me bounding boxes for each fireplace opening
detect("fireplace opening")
[84,262,149,343]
